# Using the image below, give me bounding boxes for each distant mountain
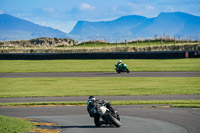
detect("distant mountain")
[1,12,200,42]
[0,14,69,41]
[70,12,200,41]
[70,15,147,36]
[133,12,200,38]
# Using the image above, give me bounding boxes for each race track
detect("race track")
[27,115,187,133]
[0,105,199,133]
[0,71,200,133]
[0,71,200,78]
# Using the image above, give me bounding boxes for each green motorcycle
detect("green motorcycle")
[115,64,130,73]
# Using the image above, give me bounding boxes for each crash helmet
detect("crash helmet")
[88,96,96,105]
[119,60,122,63]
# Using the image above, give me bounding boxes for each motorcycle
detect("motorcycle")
[115,63,130,73]
[87,99,121,127]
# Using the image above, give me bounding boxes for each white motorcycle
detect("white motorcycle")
[87,97,121,127]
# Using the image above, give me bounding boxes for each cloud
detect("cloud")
[167,7,174,12]
[79,3,95,11]
[43,8,55,13]
[33,20,76,33]
[117,2,157,17]
[145,5,155,11]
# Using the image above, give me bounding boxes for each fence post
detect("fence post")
[174,36,176,45]
[148,39,150,47]
[42,43,44,50]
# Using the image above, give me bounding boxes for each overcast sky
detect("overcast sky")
[0,0,200,33]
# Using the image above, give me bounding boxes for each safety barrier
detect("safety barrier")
[0,51,199,60]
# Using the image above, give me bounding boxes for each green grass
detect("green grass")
[111,100,200,105]
[0,101,86,106]
[0,77,199,98]
[75,40,196,48]
[0,59,200,73]
[0,115,35,133]
[0,100,87,106]
[171,104,200,108]
[0,100,199,108]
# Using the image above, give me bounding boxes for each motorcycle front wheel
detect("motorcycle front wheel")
[94,114,100,127]
[126,68,130,73]
[105,113,121,127]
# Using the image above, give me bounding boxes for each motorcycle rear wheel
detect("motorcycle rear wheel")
[116,70,120,73]
[105,113,121,127]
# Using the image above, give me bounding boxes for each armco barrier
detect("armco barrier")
[0,51,199,60]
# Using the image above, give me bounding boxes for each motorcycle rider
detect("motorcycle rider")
[87,96,117,126]
[115,60,122,71]
[116,60,122,67]
[87,96,97,117]
[116,60,127,70]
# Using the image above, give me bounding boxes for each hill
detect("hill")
[0,14,69,41]
[1,12,200,41]
[69,12,200,41]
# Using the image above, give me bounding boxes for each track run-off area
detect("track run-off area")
[0,71,200,133]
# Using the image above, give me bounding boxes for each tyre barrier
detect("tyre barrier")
[0,51,199,60]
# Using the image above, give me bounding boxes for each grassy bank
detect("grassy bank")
[0,100,199,108]
[0,115,35,133]
[73,39,197,48]
[0,59,200,73]
[0,77,199,98]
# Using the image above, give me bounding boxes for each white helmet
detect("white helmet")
[119,60,122,63]
[88,96,96,104]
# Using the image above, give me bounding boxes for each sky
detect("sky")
[0,0,200,33]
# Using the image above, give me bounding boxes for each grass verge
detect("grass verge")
[0,77,199,98]
[111,100,200,105]
[0,115,35,133]
[171,104,200,108]
[0,100,199,108]
[0,59,200,73]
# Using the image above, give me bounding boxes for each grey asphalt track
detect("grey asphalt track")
[0,71,200,78]
[0,105,199,133]
[27,115,187,133]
